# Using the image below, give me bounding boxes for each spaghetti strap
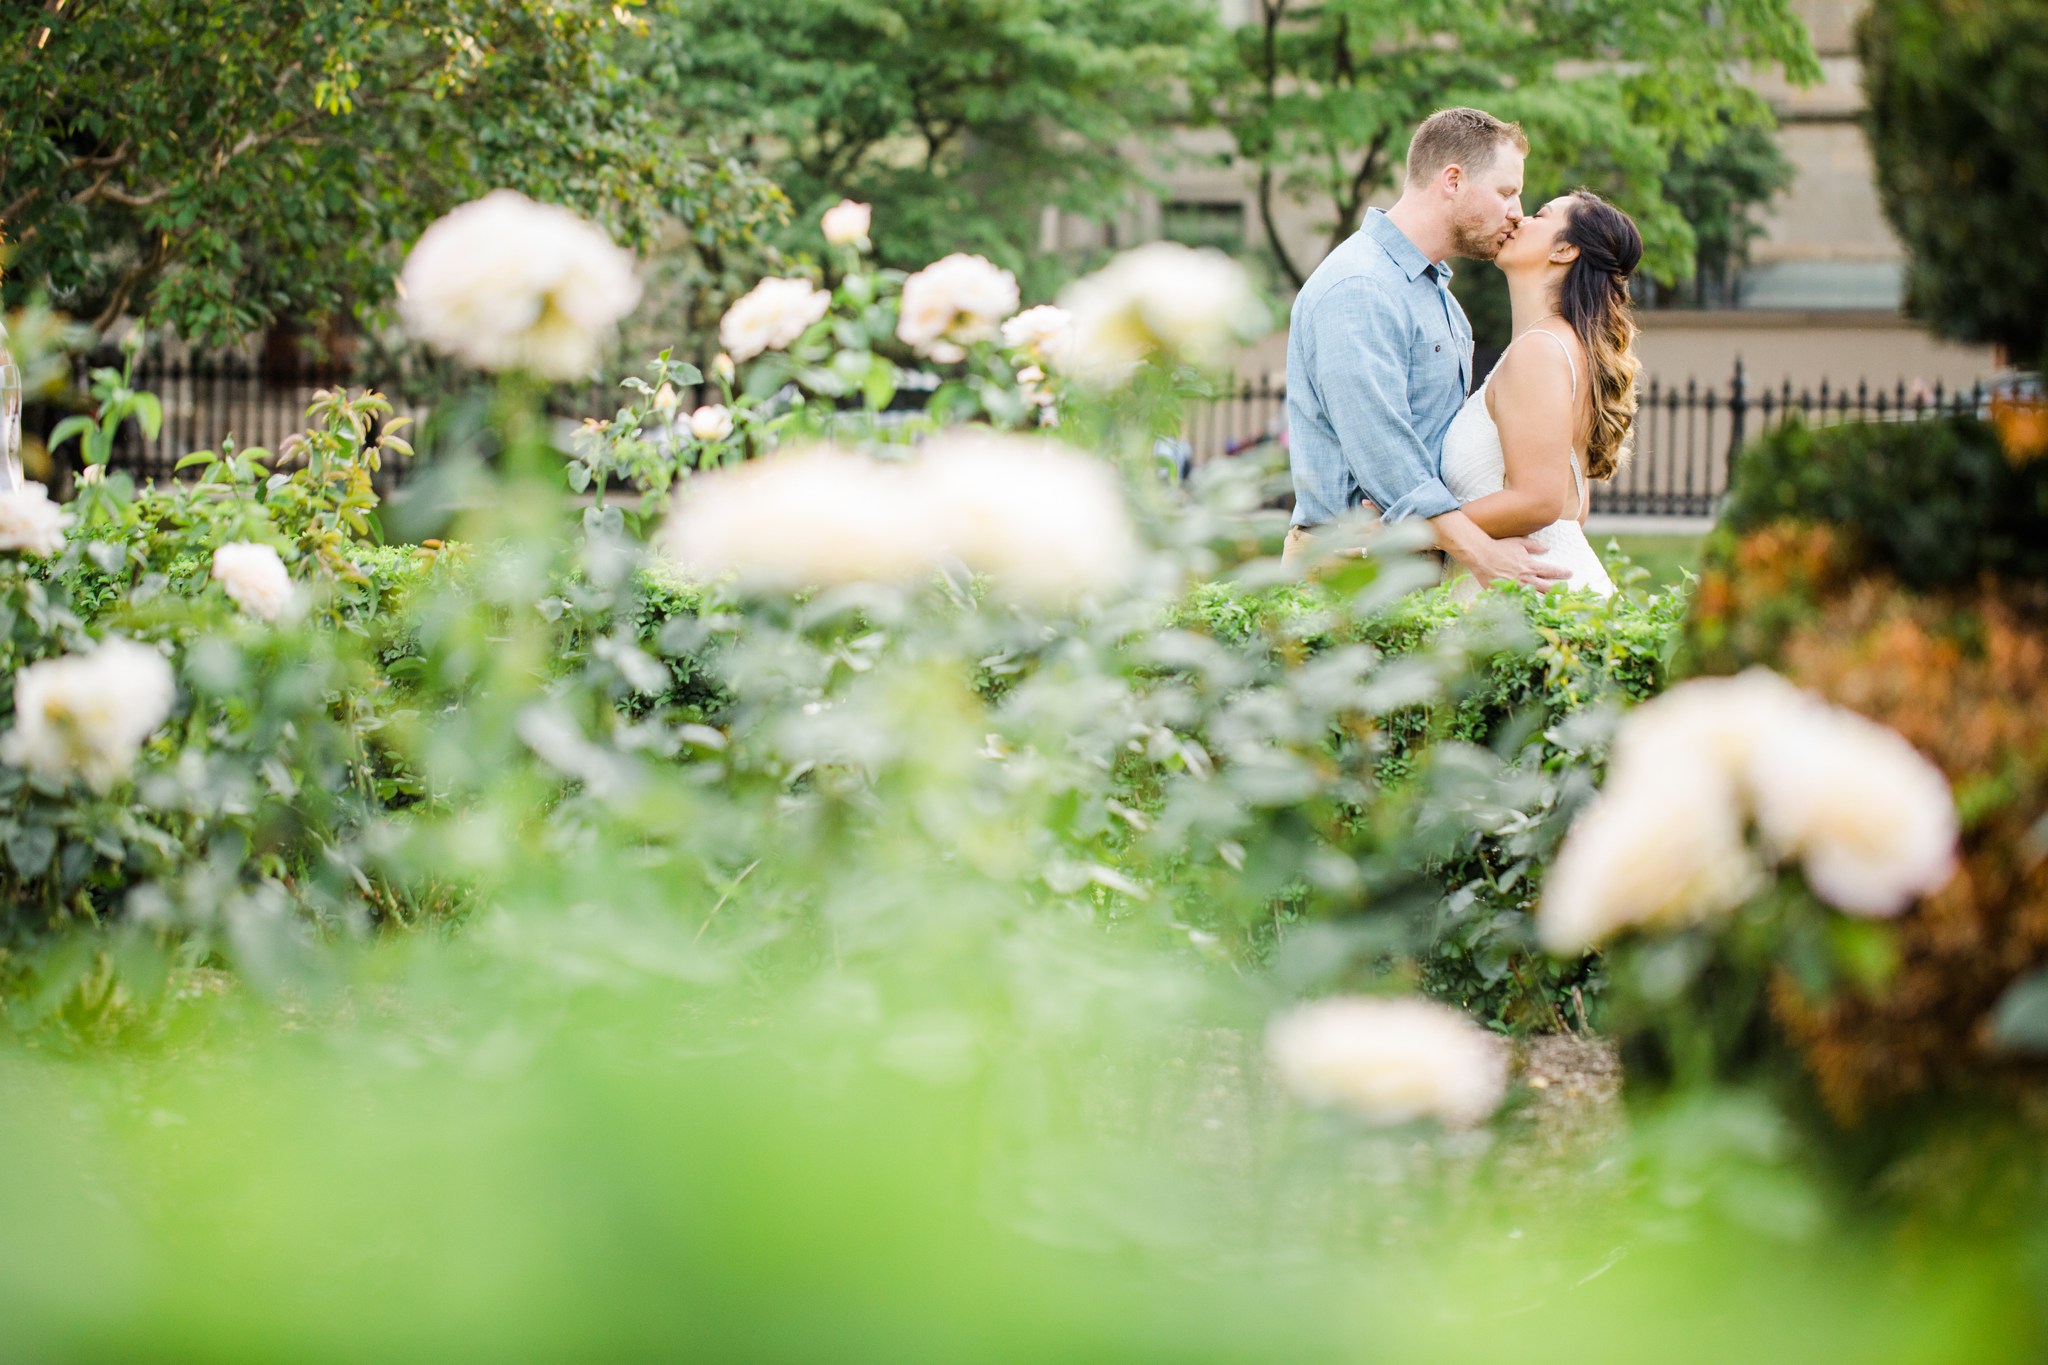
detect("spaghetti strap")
[1519,327,1578,401]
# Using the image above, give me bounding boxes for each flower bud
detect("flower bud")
[689,404,735,443]
[713,353,736,385]
[652,382,678,413]
[821,199,872,249]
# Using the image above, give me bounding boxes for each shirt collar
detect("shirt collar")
[1362,209,1454,284]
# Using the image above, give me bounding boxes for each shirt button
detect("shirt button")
[1434,344,1441,352]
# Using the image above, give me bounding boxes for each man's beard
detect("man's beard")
[1450,207,1505,261]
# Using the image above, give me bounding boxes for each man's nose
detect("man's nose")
[1507,200,1524,223]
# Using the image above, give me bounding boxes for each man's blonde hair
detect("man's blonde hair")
[1404,108,1529,187]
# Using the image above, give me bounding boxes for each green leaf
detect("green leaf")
[47,415,96,455]
[1991,968,2048,1054]
[5,823,58,879]
[132,392,165,441]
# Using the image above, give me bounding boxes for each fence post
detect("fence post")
[1726,357,1748,464]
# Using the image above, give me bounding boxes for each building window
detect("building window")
[1161,200,1247,252]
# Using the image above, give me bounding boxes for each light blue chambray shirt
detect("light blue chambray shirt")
[1286,210,1473,527]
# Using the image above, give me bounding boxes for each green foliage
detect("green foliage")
[1714,416,2048,590]
[1173,572,1685,1027]
[1199,0,1818,288]
[1860,0,2048,368]
[0,0,784,343]
[1650,118,1797,306]
[648,0,1216,294]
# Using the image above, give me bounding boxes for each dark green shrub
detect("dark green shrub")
[1860,0,2048,366]
[1715,416,2048,591]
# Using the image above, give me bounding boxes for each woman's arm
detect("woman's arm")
[1458,336,1578,539]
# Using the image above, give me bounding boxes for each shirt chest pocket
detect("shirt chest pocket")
[1409,320,1465,403]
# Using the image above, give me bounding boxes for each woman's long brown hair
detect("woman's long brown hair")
[1556,191,1645,480]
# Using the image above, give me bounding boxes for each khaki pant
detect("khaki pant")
[1283,515,1448,577]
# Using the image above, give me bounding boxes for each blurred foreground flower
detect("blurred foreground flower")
[896,254,1019,364]
[662,433,1136,603]
[0,481,71,557]
[1266,996,1508,1128]
[1056,242,1263,385]
[1,637,175,791]
[398,191,641,381]
[720,277,832,364]
[821,199,872,250]
[1748,704,1958,915]
[210,542,293,622]
[1539,762,1762,954]
[1539,668,1958,951]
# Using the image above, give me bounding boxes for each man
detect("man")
[1284,107,1566,589]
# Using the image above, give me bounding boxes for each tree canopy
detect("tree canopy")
[0,0,784,345]
[1200,0,1820,289]
[649,0,1217,295]
[1861,0,2048,368]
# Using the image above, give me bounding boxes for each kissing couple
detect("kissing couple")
[1281,106,1645,598]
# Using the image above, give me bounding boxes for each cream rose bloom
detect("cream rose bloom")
[1748,705,1958,915]
[1538,759,1765,953]
[662,433,1138,603]
[896,254,1019,363]
[1000,305,1073,365]
[914,431,1139,603]
[399,190,641,381]
[821,199,872,249]
[1539,667,1958,950]
[688,405,734,443]
[1267,996,1508,1128]
[1,637,176,791]
[0,482,72,557]
[210,542,293,622]
[1056,242,1263,385]
[662,445,934,591]
[719,277,832,364]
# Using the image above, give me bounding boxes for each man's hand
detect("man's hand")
[1428,509,1569,591]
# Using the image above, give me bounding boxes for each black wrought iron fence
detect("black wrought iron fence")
[21,351,1999,519]
[1187,361,1995,517]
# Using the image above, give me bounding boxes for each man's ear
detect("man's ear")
[1441,164,1464,197]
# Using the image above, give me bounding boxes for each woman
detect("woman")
[1440,190,1644,596]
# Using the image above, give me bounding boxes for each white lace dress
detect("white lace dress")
[1439,329,1614,597]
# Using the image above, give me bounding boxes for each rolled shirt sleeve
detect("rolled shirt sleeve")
[1308,278,1460,525]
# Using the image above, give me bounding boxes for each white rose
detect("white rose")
[661,433,1139,602]
[399,190,641,382]
[913,431,1140,604]
[719,277,832,364]
[1747,704,1957,916]
[662,445,935,591]
[1606,667,1809,791]
[1056,242,1262,385]
[896,254,1019,362]
[821,199,873,249]
[1,637,176,792]
[1267,996,1508,1128]
[688,405,734,443]
[1538,755,1765,954]
[1000,305,1073,365]
[210,542,293,622]
[0,481,72,557]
